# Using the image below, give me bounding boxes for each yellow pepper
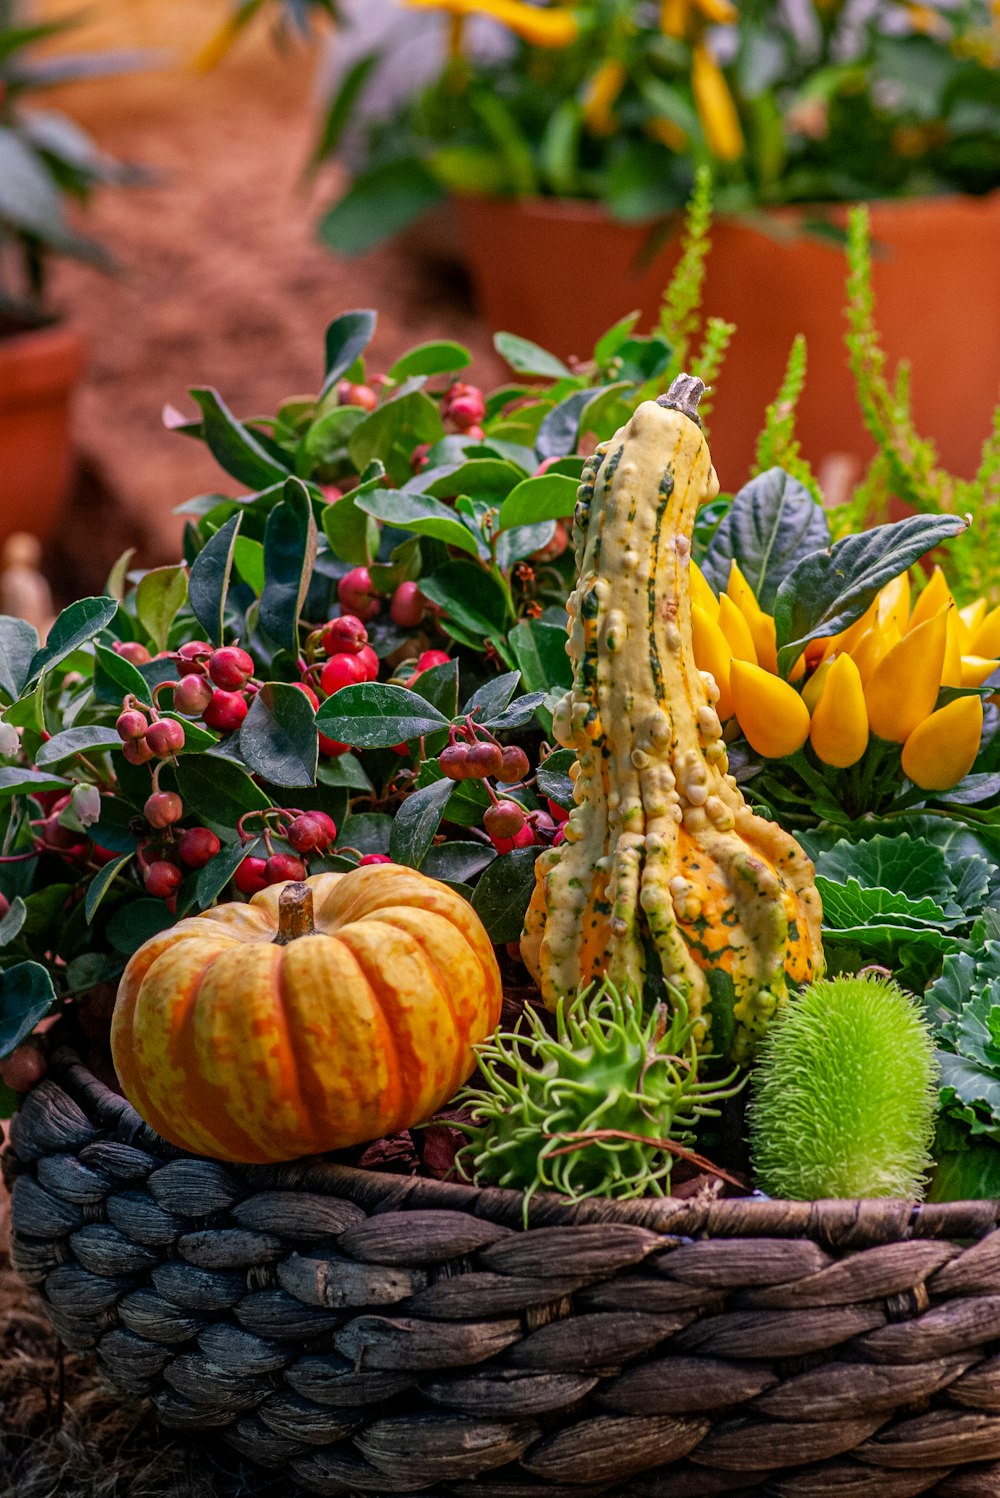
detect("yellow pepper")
[876,572,911,637]
[864,609,948,743]
[808,654,869,769]
[906,566,953,633]
[692,40,744,161]
[849,623,899,685]
[690,560,719,620]
[969,604,1000,659]
[961,656,1000,688]
[727,562,778,673]
[691,604,734,720]
[660,0,736,36]
[402,0,580,48]
[901,695,983,792]
[646,117,689,152]
[801,658,834,714]
[958,597,988,644]
[717,593,757,665]
[941,609,964,689]
[731,661,810,759]
[582,60,628,135]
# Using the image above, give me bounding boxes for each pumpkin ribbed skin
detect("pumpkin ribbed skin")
[521,384,823,1063]
[111,866,503,1164]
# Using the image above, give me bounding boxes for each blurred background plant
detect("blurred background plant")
[284,0,1000,255]
[0,0,149,332]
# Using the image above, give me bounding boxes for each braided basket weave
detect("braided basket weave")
[7,1048,1000,1497]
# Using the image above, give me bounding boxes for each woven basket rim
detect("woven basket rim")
[15,1044,1000,1251]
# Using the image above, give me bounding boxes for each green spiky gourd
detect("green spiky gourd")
[520,376,824,1064]
[749,974,938,1200]
[458,980,741,1209]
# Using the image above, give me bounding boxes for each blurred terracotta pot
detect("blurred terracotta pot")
[0,325,85,549]
[454,191,1000,491]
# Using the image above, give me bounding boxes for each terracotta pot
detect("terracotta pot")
[454,191,1000,490]
[0,324,85,549]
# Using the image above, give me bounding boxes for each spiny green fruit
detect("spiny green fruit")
[457,979,741,1209]
[749,975,938,1201]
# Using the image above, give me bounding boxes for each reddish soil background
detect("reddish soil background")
[36,0,503,594]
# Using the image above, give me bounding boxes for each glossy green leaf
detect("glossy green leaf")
[26,597,119,687]
[35,726,121,767]
[463,671,520,723]
[189,513,242,644]
[0,961,57,1058]
[189,387,290,489]
[106,898,177,955]
[701,468,831,610]
[317,683,448,748]
[191,839,256,911]
[174,754,271,826]
[508,618,572,694]
[320,309,378,399]
[321,486,380,567]
[0,616,39,701]
[0,768,71,801]
[418,562,511,639]
[336,812,393,855]
[471,846,541,943]
[0,897,27,947]
[388,341,472,381]
[92,644,152,708]
[84,852,134,924]
[239,682,318,788]
[389,777,454,868]
[498,473,579,531]
[494,332,572,380]
[348,388,445,487]
[420,841,496,883]
[355,488,482,557]
[260,478,319,651]
[135,566,188,654]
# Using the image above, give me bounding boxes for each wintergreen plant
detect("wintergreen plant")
[750,974,938,1201]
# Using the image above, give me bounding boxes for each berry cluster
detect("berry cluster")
[441,381,486,440]
[438,722,562,855]
[232,809,338,895]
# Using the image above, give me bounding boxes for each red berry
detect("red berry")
[90,843,118,866]
[113,641,151,666]
[338,567,381,623]
[145,718,186,757]
[176,641,213,676]
[0,892,8,918]
[288,814,326,853]
[485,800,526,841]
[145,861,182,898]
[318,732,349,757]
[553,826,566,846]
[39,813,84,854]
[320,652,367,697]
[416,649,451,674]
[356,644,379,682]
[322,614,368,655]
[445,383,486,430]
[294,681,320,710]
[358,853,393,865]
[265,853,307,885]
[178,827,221,867]
[144,791,184,828]
[203,690,248,733]
[122,739,155,766]
[209,646,255,691]
[531,810,557,838]
[532,521,569,563]
[321,484,343,504]
[466,742,503,778]
[535,456,561,476]
[391,581,425,629]
[497,745,530,783]
[390,742,411,757]
[464,425,485,441]
[440,744,471,781]
[490,823,536,855]
[412,443,432,473]
[173,675,214,716]
[309,811,337,848]
[547,798,570,825]
[337,381,378,412]
[234,855,268,895]
[0,1046,47,1092]
[116,709,148,742]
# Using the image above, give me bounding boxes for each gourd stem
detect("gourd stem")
[657,373,705,425]
[274,882,316,944]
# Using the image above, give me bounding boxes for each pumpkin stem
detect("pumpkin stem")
[657,373,705,426]
[274,881,316,944]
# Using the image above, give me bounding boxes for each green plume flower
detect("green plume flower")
[749,974,938,1201]
[457,979,741,1210]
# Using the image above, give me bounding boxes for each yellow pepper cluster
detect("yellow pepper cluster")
[691,561,996,793]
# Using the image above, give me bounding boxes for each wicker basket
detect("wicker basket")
[7,1048,1000,1498]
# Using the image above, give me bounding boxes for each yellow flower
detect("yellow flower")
[864,610,948,743]
[717,593,757,665]
[901,696,983,792]
[731,661,811,760]
[692,40,744,161]
[582,60,627,135]
[402,0,579,48]
[692,604,734,720]
[809,654,869,769]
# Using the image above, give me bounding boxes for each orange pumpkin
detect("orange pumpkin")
[110,865,503,1164]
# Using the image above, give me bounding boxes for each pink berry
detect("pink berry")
[0,1046,47,1092]
[113,641,151,666]
[121,739,154,766]
[234,856,268,895]
[145,718,186,757]
[497,745,530,784]
[416,649,450,674]
[203,690,248,733]
[464,425,485,441]
[321,484,343,504]
[265,853,307,885]
[322,615,368,655]
[0,892,8,918]
[338,568,381,623]
[318,732,349,757]
[466,742,503,778]
[490,823,536,856]
[176,641,213,676]
[547,798,570,825]
[445,383,486,430]
[294,681,320,711]
[144,791,184,829]
[531,810,557,838]
[173,675,214,716]
[535,456,561,476]
[358,853,393,865]
[553,826,566,846]
[356,645,379,681]
[411,443,432,473]
[485,800,526,841]
[309,811,337,848]
[145,861,182,898]
[320,652,367,697]
[337,381,378,412]
[178,827,221,867]
[391,581,425,630]
[209,646,255,691]
[116,709,148,742]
